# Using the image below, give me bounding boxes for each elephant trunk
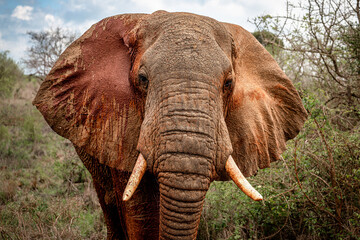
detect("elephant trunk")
[137,74,232,239]
[155,102,215,239]
[158,166,210,240]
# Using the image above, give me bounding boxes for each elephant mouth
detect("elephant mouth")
[122,153,263,202]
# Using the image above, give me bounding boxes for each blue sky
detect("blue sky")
[0,0,288,65]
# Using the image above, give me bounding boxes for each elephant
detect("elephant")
[33,11,307,240]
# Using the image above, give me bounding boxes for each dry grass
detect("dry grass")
[0,80,106,240]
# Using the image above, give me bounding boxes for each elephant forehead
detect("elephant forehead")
[140,12,233,57]
[141,24,232,78]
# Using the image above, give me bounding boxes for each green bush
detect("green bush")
[0,51,24,98]
[0,53,106,239]
[0,105,42,169]
[198,89,360,239]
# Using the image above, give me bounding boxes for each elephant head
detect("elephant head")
[33,11,307,240]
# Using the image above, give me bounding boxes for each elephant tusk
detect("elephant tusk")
[122,153,147,201]
[225,155,263,201]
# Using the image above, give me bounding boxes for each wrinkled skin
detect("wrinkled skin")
[33,11,307,240]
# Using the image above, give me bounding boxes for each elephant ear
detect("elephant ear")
[33,14,147,171]
[223,23,308,177]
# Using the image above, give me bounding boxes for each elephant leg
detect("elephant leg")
[73,146,126,239]
[92,179,126,239]
[111,169,160,240]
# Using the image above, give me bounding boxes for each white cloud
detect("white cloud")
[63,0,287,30]
[44,14,64,28]
[45,14,56,23]
[130,0,165,12]
[11,5,34,21]
[0,32,27,65]
[128,0,286,30]
[0,32,11,52]
[65,19,96,34]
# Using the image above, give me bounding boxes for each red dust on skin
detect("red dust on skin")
[230,88,244,109]
[274,83,289,91]
[34,15,145,171]
[248,88,266,101]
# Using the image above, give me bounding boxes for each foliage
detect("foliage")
[0,67,106,239]
[198,1,360,239]
[252,30,284,55]
[199,99,360,239]
[0,51,24,98]
[22,27,77,80]
[252,0,360,129]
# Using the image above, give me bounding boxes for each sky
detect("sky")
[0,0,288,65]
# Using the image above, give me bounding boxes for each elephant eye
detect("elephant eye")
[138,73,149,91]
[223,78,233,91]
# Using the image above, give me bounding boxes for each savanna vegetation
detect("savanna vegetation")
[0,0,359,239]
[0,50,105,239]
